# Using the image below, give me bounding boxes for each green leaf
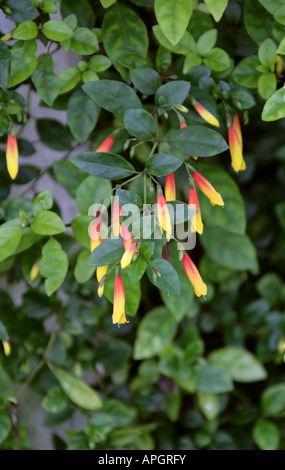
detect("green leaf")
[261,384,285,416]
[53,161,86,198]
[203,0,229,21]
[277,35,285,54]
[101,0,117,7]
[102,4,149,63]
[244,0,272,45]
[154,0,194,46]
[31,210,66,235]
[0,110,10,137]
[8,40,38,88]
[124,108,156,140]
[76,175,112,214]
[0,321,9,341]
[197,391,220,420]
[0,410,11,445]
[13,20,38,40]
[96,340,131,375]
[197,164,246,234]
[71,214,92,249]
[5,0,39,22]
[42,20,74,42]
[104,269,141,317]
[115,189,142,208]
[0,367,14,402]
[67,88,100,143]
[88,55,112,72]
[58,68,81,95]
[168,125,228,157]
[146,258,181,295]
[155,80,190,106]
[183,52,202,74]
[39,238,68,296]
[258,72,277,99]
[36,119,73,151]
[258,39,277,70]
[256,273,283,307]
[133,306,177,359]
[232,56,261,88]
[71,152,136,179]
[51,366,102,410]
[127,257,147,283]
[0,225,23,262]
[89,399,135,432]
[88,238,124,267]
[253,419,280,450]
[153,25,196,55]
[195,363,233,393]
[32,189,53,216]
[32,54,60,106]
[209,347,267,382]
[74,249,96,284]
[231,86,256,109]
[0,42,11,90]
[274,4,285,24]
[197,29,217,56]
[262,87,285,121]
[41,387,68,414]
[130,68,161,95]
[60,0,95,28]
[204,48,230,71]
[200,226,258,273]
[82,80,142,114]
[146,153,183,176]
[70,27,99,55]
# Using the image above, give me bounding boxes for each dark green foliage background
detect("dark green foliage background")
[0,0,285,450]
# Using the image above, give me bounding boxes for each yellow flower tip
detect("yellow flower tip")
[97,265,108,283]
[6,133,19,180]
[118,312,129,325]
[30,262,39,281]
[182,252,207,297]
[112,273,126,325]
[121,242,136,269]
[195,102,220,127]
[3,340,11,357]
[192,171,224,208]
[192,156,198,160]
[228,123,243,173]
[1,32,12,42]
[189,186,204,235]
[98,284,104,298]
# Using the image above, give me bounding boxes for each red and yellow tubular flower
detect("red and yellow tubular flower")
[30,262,39,281]
[228,114,245,172]
[182,252,207,297]
[112,197,122,237]
[120,224,137,269]
[113,273,129,325]
[195,102,220,128]
[180,121,187,129]
[189,186,203,235]
[90,216,101,252]
[165,172,176,202]
[157,191,172,242]
[6,133,19,180]
[96,135,114,153]
[192,171,224,207]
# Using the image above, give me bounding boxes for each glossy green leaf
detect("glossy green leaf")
[261,384,285,416]
[0,225,23,262]
[153,25,196,55]
[52,161,86,198]
[74,249,96,284]
[155,80,190,106]
[168,125,228,157]
[31,210,66,235]
[71,152,136,179]
[51,366,102,410]
[204,48,230,71]
[154,0,194,46]
[253,419,280,450]
[146,258,181,295]
[124,108,156,140]
[42,20,73,42]
[209,347,267,382]
[0,410,11,445]
[39,238,68,296]
[204,0,229,21]
[32,54,59,106]
[13,20,38,40]
[233,56,261,88]
[32,189,53,216]
[76,175,111,214]
[5,0,39,22]
[195,363,233,393]
[37,119,73,151]
[8,40,38,88]
[67,88,100,143]
[130,67,161,95]
[70,27,99,55]
[197,29,217,56]
[83,80,142,114]
[262,87,285,121]
[146,153,183,176]
[88,238,124,267]
[58,68,81,95]
[134,306,177,359]
[0,42,11,90]
[258,72,277,99]
[60,0,95,28]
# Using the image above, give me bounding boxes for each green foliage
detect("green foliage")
[0,0,285,451]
